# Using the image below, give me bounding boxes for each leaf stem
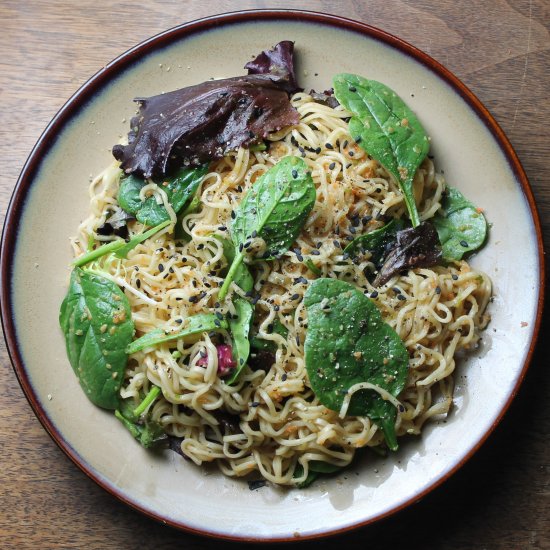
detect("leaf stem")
[72,240,125,267]
[133,385,161,418]
[218,251,245,300]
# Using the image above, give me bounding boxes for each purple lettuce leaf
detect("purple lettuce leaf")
[373,222,442,286]
[112,42,300,179]
[244,40,299,92]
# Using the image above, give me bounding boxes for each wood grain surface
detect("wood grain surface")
[1,1,549,549]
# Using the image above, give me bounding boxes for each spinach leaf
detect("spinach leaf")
[226,298,254,385]
[250,318,289,351]
[304,279,408,450]
[218,156,316,300]
[73,219,171,267]
[373,222,442,287]
[126,313,227,354]
[344,218,405,266]
[433,185,487,261]
[59,268,134,409]
[118,165,208,227]
[115,387,167,448]
[293,461,342,488]
[333,74,430,227]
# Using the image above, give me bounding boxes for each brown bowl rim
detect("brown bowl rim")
[0,8,545,543]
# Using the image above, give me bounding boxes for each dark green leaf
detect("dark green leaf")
[218,156,316,299]
[293,461,343,488]
[373,222,442,287]
[59,268,134,409]
[304,279,409,450]
[250,318,289,351]
[433,185,487,261]
[333,74,430,227]
[344,218,405,267]
[118,165,208,226]
[226,298,254,385]
[115,402,167,449]
[126,313,228,354]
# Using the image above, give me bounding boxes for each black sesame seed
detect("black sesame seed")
[291,293,300,300]
[218,226,227,231]
[315,147,321,154]
[435,286,441,294]
[197,244,204,250]
[452,274,459,280]
[460,240,469,247]
[215,312,224,320]
[214,319,221,327]
[311,249,321,256]
[325,142,334,150]
[349,151,354,157]
[136,279,141,289]
[333,240,341,248]
[231,211,236,219]
[349,86,356,92]
[274,305,280,312]
[251,401,260,407]
[251,230,257,238]
[239,243,244,252]
[397,294,406,301]
[343,140,348,149]
[175,319,183,324]
[362,215,372,224]
[370,291,379,298]
[281,373,287,381]
[329,162,336,170]
[158,263,165,272]
[292,169,298,178]
[354,136,362,144]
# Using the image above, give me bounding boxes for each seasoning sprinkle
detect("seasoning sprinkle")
[329,162,336,170]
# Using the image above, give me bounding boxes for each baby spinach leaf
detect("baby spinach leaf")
[115,410,167,448]
[304,279,408,450]
[219,156,316,300]
[344,218,405,266]
[433,185,487,261]
[250,318,289,351]
[126,313,227,354]
[59,268,134,409]
[293,461,343,488]
[226,298,254,385]
[115,390,167,449]
[373,222,441,287]
[333,74,430,227]
[118,165,208,227]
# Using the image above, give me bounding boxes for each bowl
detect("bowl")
[0,10,544,541]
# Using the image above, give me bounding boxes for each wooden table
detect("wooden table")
[1,1,548,548]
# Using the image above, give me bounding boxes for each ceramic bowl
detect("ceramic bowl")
[0,10,544,542]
